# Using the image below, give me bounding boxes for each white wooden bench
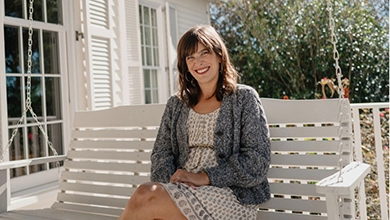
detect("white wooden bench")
[0,98,370,220]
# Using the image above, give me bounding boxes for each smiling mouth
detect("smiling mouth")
[196,67,209,74]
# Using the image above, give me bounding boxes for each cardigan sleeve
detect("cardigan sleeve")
[205,86,271,188]
[150,96,177,183]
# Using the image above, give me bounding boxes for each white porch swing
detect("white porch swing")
[0,0,371,219]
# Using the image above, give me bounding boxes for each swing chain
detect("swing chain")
[327,1,362,219]
[326,0,344,99]
[1,0,59,173]
[326,1,345,220]
[26,0,34,109]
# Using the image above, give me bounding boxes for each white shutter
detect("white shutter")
[82,0,113,110]
[165,2,179,95]
[125,1,143,105]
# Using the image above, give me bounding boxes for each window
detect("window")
[139,5,159,104]
[3,0,64,178]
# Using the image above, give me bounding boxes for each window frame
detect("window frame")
[138,1,167,104]
[1,0,73,195]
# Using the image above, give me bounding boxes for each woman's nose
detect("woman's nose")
[194,56,204,65]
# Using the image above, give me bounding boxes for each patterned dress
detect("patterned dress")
[160,108,258,220]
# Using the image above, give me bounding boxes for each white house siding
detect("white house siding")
[125,0,211,105]
[174,0,210,36]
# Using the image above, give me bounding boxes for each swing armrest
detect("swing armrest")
[0,155,66,213]
[0,155,66,171]
[0,160,32,170]
[315,161,371,195]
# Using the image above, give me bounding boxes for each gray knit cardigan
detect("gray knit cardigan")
[150,84,271,205]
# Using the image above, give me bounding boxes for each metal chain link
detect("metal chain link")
[1,0,59,170]
[326,1,361,219]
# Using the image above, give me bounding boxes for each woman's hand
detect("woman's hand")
[170,169,210,188]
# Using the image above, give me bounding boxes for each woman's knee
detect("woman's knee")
[131,182,165,204]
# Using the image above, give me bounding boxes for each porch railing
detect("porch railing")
[351,102,389,220]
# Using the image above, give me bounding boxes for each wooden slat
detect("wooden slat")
[57,193,128,208]
[269,126,350,138]
[271,140,351,153]
[64,160,151,173]
[268,168,337,181]
[70,140,154,150]
[261,98,349,124]
[271,154,350,167]
[59,182,136,197]
[258,197,327,213]
[66,150,151,161]
[0,211,46,220]
[73,104,165,128]
[60,171,150,185]
[257,211,326,220]
[72,129,158,139]
[52,203,120,219]
[1,208,115,220]
[269,182,321,197]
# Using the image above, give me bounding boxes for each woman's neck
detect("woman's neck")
[199,84,217,101]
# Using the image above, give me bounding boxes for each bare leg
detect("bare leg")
[118,182,187,220]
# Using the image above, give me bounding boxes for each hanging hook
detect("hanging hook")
[76,31,84,41]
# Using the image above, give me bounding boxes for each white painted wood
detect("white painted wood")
[82,0,115,110]
[324,193,340,220]
[372,107,389,220]
[351,107,368,219]
[261,98,348,123]
[271,140,351,152]
[66,150,151,161]
[257,211,327,220]
[124,0,143,105]
[4,208,116,220]
[0,98,371,219]
[52,202,120,219]
[316,162,371,195]
[71,129,158,139]
[59,182,135,197]
[70,140,154,150]
[269,125,350,138]
[56,193,128,208]
[269,182,321,197]
[0,160,32,170]
[73,104,165,127]
[271,154,350,167]
[258,197,327,213]
[165,2,179,95]
[268,167,337,181]
[64,160,151,173]
[0,169,8,213]
[60,171,150,185]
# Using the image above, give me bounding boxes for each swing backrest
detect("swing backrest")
[53,98,353,219]
[258,98,353,220]
[52,104,165,218]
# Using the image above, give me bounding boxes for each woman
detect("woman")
[119,25,271,220]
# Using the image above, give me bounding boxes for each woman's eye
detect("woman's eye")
[186,56,193,60]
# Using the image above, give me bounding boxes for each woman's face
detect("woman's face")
[186,42,220,87]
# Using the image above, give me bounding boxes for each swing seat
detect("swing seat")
[0,98,370,220]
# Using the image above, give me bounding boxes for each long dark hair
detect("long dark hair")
[177,25,238,107]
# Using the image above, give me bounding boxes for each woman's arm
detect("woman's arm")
[150,97,178,183]
[205,87,271,188]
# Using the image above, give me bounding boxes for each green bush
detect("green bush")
[211,0,388,103]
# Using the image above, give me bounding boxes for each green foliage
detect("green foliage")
[211,0,389,102]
